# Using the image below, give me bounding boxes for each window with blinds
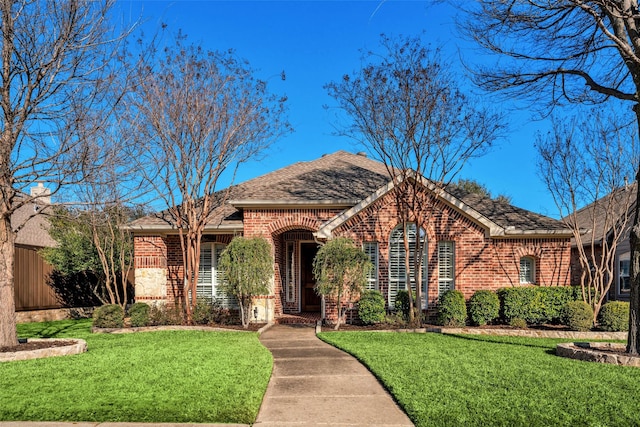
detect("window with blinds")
[388,224,427,309]
[197,242,237,308]
[519,256,535,284]
[363,242,379,291]
[438,241,454,296]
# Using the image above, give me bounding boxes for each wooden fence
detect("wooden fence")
[13,244,60,311]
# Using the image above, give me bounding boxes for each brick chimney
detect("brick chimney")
[30,182,51,205]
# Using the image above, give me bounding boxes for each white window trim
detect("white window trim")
[519,256,535,284]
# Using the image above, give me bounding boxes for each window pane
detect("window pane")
[519,257,534,284]
[285,242,295,302]
[620,259,631,292]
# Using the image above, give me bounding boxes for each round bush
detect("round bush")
[93,304,124,328]
[437,290,467,327]
[128,302,150,327]
[598,301,629,332]
[358,290,386,325]
[562,301,594,332]
[469,290,500,326]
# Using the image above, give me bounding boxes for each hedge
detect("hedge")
[497,286,581,325]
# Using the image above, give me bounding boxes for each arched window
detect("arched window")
[519,256,535,284]
[389,223,427,309]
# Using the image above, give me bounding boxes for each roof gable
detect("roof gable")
[316,172,569,239]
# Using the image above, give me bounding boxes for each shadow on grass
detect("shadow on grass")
[444,333,556,350]
[17,319,91,339]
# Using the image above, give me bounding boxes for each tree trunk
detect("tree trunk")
[628,185,640,354]
[628,105,640,354]
[0,213,17,347]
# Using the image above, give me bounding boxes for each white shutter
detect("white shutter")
[197,244,214,299]
[438,241,454,296]
[389,228,405,308]
[363,242,378,291]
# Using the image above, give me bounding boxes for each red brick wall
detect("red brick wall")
[134,236,167,269]
[134,190,571,320]
[333,189,571,310]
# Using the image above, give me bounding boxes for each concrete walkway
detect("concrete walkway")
[254,324,414,427]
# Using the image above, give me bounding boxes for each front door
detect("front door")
[300,242,321,312]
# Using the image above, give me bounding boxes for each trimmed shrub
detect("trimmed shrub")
[93,304,124,328]
[358,290,386,325]
[497,286,580,325]
[128,302,150,327]
[599,301,630,332]
[395,290,416,320]
[437,290,467,327]
[509,317,527,329]
[148,303,184,326]
[562,300,594,331]
[469,290,500,326]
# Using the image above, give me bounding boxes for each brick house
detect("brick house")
[129,150,572,322]
[566,183,636,302]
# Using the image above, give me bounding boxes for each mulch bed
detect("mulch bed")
[0,339,76,353]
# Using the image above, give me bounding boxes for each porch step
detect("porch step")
[275,313,322,325]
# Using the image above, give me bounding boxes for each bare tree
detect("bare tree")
[462,0,640,354]
[0,0,132,347]
[127,33,290,324]
[326,34,503,325]
[537,110,638,324]
[73,121,149,309]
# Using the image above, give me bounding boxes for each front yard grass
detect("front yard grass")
[0,319,272,424]
[319,332,640,427]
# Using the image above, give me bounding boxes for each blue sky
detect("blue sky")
[118,1,558,218]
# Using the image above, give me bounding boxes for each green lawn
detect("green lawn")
[319,332,640,427]
[0,319,272,424]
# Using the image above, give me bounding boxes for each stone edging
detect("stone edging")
[556,342,640,367]
[425,326,627,340]
[318,325,627,340]
[93,323,276,336]
[0,339,87,363]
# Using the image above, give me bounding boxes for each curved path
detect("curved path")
[255,324,414,427]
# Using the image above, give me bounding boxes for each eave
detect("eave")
[229,199,358,209]
[124,223,244,234]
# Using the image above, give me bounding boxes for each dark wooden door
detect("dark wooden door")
[301,242,321,312]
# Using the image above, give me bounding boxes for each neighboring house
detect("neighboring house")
[129,150,573,322]
[567,183,636,302]
[13,186,58,311]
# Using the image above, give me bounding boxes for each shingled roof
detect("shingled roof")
[129,150,569,236]
[563,182,636,246]
[12,202,56,248]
